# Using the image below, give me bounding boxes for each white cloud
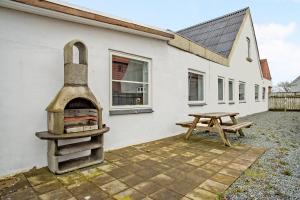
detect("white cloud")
[255,22,296,40]
[255,22,300,85]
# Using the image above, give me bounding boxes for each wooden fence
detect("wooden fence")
[269,92,300,111]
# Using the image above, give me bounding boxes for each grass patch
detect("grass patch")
[282,170,292,176]
[279,160,288,166]
[216,192,224,200]
[289,143,298,148]
[265,183,273,190]
[244,169,266,179]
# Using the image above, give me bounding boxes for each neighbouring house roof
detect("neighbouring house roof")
[2,0,174,39]
[291,75,300,84]
[260,59,272,80]
[177,7,249,57]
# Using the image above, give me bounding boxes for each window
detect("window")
[246,37,252,62]
[218,77,225,102]
[262,87,266,100]
[110,52,151,109]
[255,84,259,101]
[239,82,246,102]
[228,79,234,102]
[188,70,205,102]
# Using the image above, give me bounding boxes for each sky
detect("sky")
[65,0,300,85]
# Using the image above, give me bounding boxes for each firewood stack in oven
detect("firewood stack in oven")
[64,109,98,133]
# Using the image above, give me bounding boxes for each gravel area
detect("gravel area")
[198,111,300,200]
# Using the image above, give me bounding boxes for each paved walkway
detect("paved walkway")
[0,134,265,200]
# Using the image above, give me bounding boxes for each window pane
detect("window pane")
[247,37,251,58]
[112,55,148,82]
[262,87,266,99]
[189,72,204,101]
[229,81,233,101]
[218,78,224,101]
[112,81,148,106]
[239,83,245,101]
[255,85,259,100]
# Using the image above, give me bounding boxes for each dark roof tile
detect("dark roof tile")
[177,7,249,57]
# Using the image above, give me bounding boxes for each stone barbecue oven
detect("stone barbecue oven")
[36,40,109,174]
[47,40,102,134]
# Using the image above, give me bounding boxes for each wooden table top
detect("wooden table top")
[189,112,239,118]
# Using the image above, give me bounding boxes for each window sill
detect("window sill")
[188,103,207,107]
[218,102,226,104]
[246,57,253,62]
[229,102,235,105]
[239,101,246,104]
[255,100,260,102]
[110,108,153,115]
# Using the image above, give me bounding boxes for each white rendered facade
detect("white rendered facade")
[0,3,271,176]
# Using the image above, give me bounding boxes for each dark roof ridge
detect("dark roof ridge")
[177,7,249,33]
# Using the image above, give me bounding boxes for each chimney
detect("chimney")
[64,40,88,86]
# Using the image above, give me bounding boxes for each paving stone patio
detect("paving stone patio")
[0,134,265,200]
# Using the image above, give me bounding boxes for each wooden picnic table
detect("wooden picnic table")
[179,112,252,147]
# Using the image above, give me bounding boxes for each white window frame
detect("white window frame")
[255,84,259,101]
[218,76,225,103]
[109,50,152,110]
[188,69,206,104]
[228,79,234,103]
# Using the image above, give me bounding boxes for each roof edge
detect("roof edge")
[228,9,250,60]
[228,9,265,80]
[3,0,174,40]
[177,7,249,33]
[168,33,229,66]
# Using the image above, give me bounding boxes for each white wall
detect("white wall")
[0,8,271,176]
[227,14,272,113]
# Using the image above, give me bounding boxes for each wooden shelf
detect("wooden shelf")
[58,155,102,174]
[36,127,109,140]
[57,141,102,156]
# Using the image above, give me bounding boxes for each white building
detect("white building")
[0,0,272,176]
[291,76,300,92]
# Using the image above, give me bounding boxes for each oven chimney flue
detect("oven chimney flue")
[64,40,88,86]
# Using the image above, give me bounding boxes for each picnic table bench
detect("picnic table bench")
[176,112,252,146]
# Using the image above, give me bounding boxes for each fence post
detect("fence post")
[284,93,287,112]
